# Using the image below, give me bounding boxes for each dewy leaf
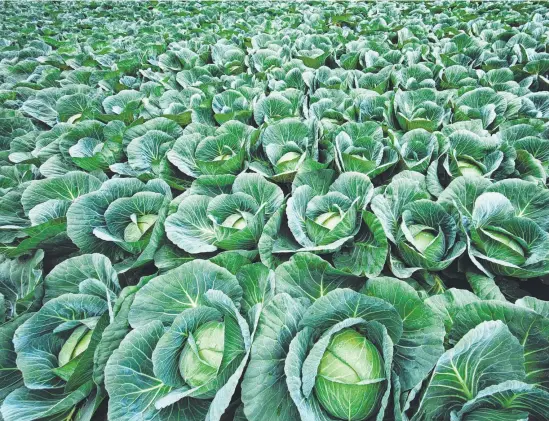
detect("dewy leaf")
[413,321,525,421]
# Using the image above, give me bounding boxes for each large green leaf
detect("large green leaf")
[300,289,403,344]
[21,171,102,215]
[333,211,388,277]
[93,285,137,386]
[275,252,362,300]
[1,381,94,421]
[236,263,273,316]
[43,253,119,302]
[450,300,549,389]
[105,321,209,421]
[487,179,549,230]
[128,260,242,327]
[413,321,525,421]
[0,314,32,406]
[425,289,480,333]
[362,277,445,391]
[165,195,217,254]
[0,250,43,320]
[454,381,549,421]
[241,294,307,421]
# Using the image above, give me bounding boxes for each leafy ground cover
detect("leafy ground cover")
[2,1,549,420]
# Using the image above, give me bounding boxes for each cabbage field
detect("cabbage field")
[3,1,549,420]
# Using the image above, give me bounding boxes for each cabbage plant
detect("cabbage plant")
[453,87,520,129]
[438,177,549,278]
[393,89,452,132]
[416,288,549,421]
[250,118,318,182]
[260,169,388,277]
[168,121,256,178]
[241,273,444,421]
[67,178,172,264]
[105,259,260,421]
[166,172,283,254]
[1,253,122,421]
[1,171,105,258]
[372,171,466,278]
[427,120,516,196]
[334,121,398,178]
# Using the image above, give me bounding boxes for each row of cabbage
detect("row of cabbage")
[2,2,549,421]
